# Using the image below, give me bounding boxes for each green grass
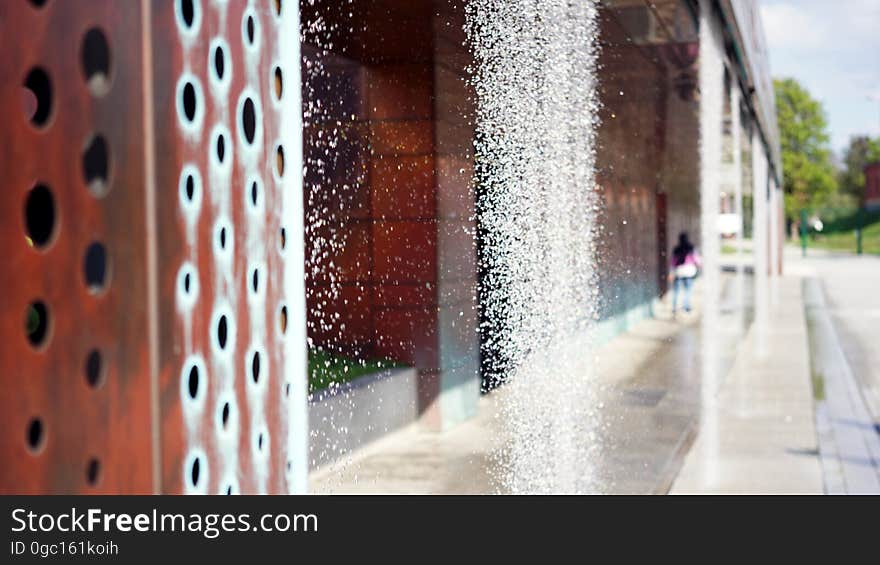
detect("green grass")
[809,218,880,255]
[811,370,826,402]
[721,238,753,255]
[308,348,407,394]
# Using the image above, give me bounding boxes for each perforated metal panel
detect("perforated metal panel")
[0,0,152,494]
[0,0,306,495]
[150,0,301,495]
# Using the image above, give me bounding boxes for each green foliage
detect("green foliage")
[809,215,880,255]
[308,348,407,394]
[774,78,838,219]
[839,135,880,201]
[814,207,880,234]
[819,187,859,211]
[804,206,880,255]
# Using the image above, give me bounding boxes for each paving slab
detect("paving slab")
[311,278,744,494]
[671,273,824,494]
[803,276,880,493]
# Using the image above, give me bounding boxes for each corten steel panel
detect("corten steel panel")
[150,0,293,494]
[594,6,667,319]
[0,2,152,493]
[1,0,304,495]
[302,2,441,371]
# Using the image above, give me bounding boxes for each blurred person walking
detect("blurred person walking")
[669,232,701,315]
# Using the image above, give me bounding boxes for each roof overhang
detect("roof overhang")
[715,0,782,185]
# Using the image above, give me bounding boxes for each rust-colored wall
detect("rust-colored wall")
[302,0,478,425]
[1,0,302,494]
[429,0,480,426]
[0,2,153,494]
[303,1,437,369]
[865,162,880,208]
[595,9,668,317]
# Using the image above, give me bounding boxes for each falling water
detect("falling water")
[466,0,603,493]
[300,4,360,359]
[300,2,368,475]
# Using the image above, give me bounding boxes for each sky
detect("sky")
[760,0,880,156]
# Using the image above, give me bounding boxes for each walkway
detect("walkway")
[310,247,879,494]
[795,250,880,421]
[672,266,824,493]
[795,250,880,493]
[311,277,743,494]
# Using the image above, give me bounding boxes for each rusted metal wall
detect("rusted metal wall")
[0,0,306,495]
[0,0,153,494]
[300,0,480,429]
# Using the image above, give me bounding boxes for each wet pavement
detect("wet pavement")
[675,247,880,494]
[310,247,880,494]
[796,251,880,422]
[672,266,823,493]
[795,250,880,493]
[310,276,746,494]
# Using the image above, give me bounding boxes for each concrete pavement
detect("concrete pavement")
[792,249,880,493]
[791,250,880,421]
[671,268,823,493]
[674,247,880,494]
[310,278,741,494]
[309,247,879,494]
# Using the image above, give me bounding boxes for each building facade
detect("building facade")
[0,0,781,493]
[865,162,880,210]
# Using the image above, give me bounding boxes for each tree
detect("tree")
[774,78,838,219]
[839,135,880,203]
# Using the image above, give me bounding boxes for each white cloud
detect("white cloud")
[760,0,880,152]
[760,3,828,50]
[844,0,880,37]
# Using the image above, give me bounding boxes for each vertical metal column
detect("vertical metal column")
[149,0,305,495]
[730,82,745,325]
[752,130,770,358]
[698,0,725,482]
[278,0,308,495]
[769,176,781,305]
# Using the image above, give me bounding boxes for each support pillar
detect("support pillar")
[768,175,781,306]
[280,0,309,495]
[751,132,770,357]
[730,83,745,325]
[698,0,724,482]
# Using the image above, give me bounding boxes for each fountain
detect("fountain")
[466,0,604,493]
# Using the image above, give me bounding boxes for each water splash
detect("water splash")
[466,0,604,493]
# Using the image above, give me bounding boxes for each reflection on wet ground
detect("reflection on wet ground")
[593,273,749,493]
[310,273,751,493]
[674,270,822,493]
[802,261,880,493]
